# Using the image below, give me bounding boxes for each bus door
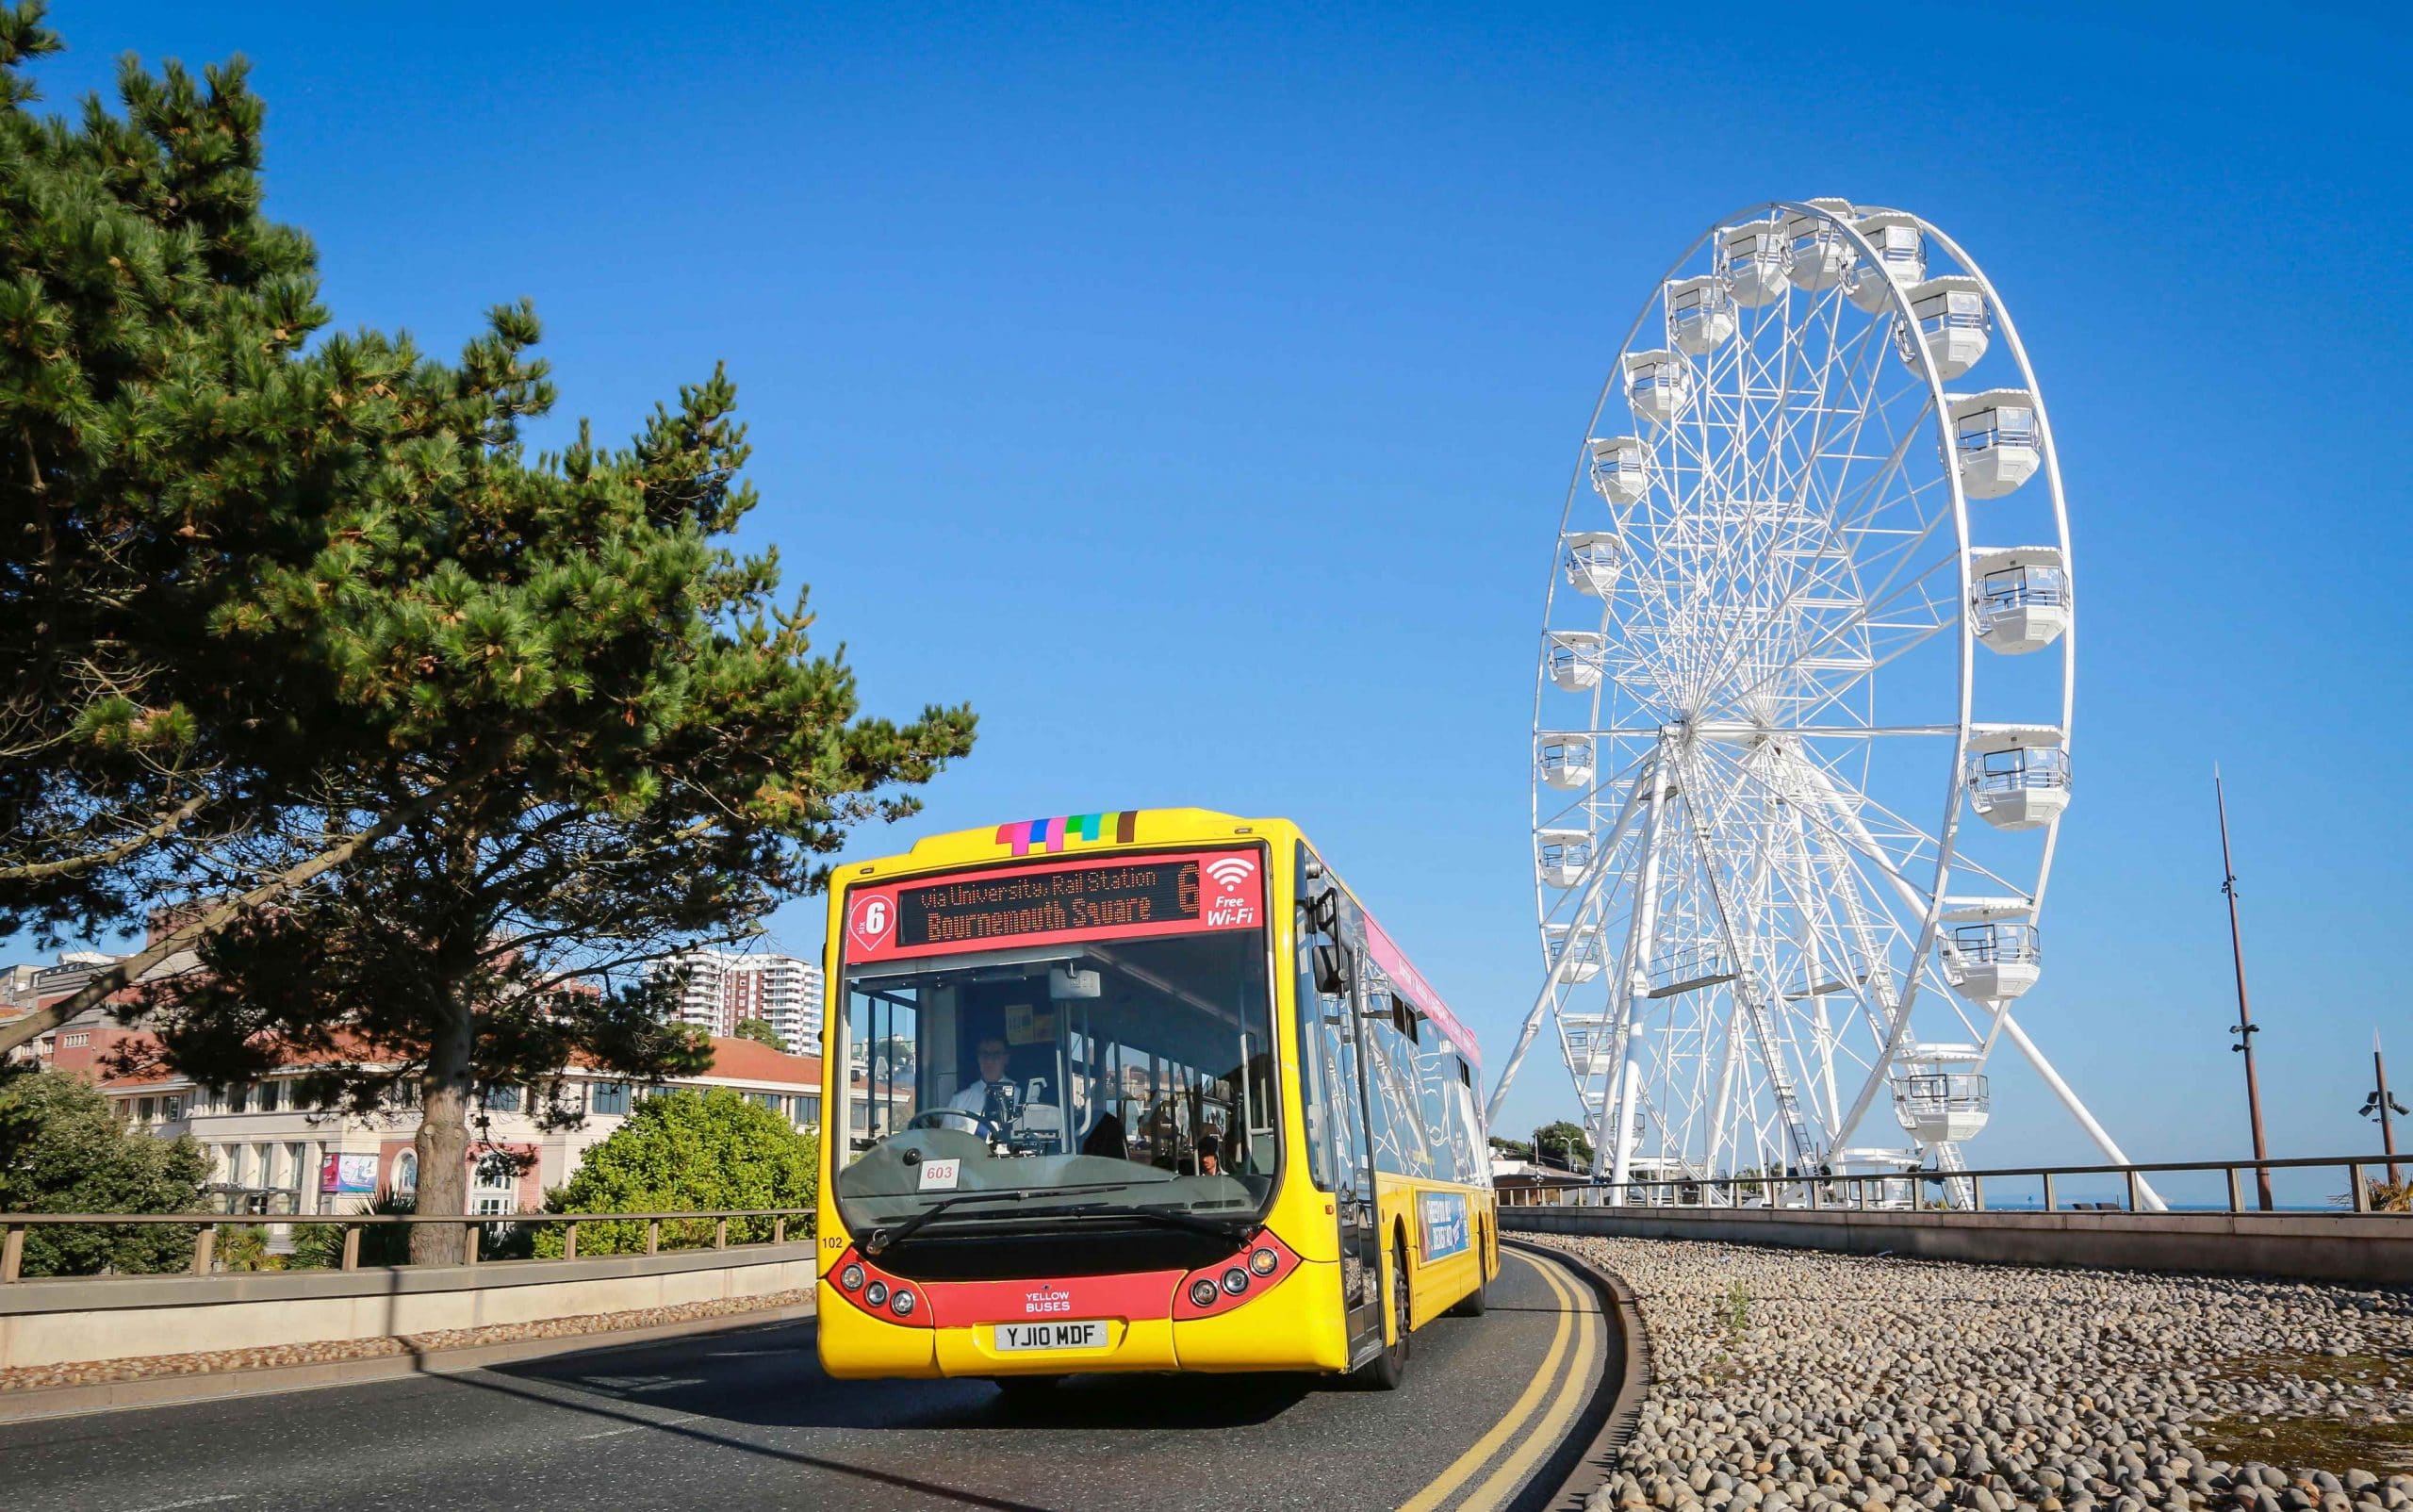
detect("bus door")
[1301,869,1385,1356]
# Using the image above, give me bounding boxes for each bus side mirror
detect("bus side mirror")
[1313,943,1353,997]
[1304,889,1339,936]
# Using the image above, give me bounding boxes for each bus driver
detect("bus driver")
[945,1034,1015,1121]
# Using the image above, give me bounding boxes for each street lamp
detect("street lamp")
[2361,1030,2406,1190]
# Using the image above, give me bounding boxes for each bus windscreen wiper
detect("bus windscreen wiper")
[862,1179,1150,1256]
[864,1190,1032,1256]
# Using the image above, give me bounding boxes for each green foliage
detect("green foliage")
[1722,1278,1750,1345]
[0,6,974,1248]
[214,1224,273,1272]
[1489,1136,1535,1161]
[533,1089,816,1257]
[0,1062,34,1205]
[730,1018,782,1048]
[1531,1120,1593,1170]
[287,1189,416,1269]
[0,2,413,942]
[0,1069,207,1275]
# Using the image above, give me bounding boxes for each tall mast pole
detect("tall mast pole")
[2376,1031,2403,1189]
[2216,768,2273,1211]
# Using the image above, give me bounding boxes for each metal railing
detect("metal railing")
[1513,1152,2409,1217]
[0,1207,816,1284]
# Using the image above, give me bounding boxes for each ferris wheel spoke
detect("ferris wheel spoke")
[1683,427,1945,716]
[1696,740,1934,935]
[1711,542,1959,725]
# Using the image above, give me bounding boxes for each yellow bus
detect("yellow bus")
[815,807,1497,1391]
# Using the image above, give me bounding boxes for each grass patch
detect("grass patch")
[2203,1349,2410,1386]
[2194,1348,2413,1476]
[2192,1415,2413,1477]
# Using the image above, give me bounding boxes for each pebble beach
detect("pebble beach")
[1540,1236,2413,1512]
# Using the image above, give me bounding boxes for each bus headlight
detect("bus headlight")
[1249,1248,1278,1276]
[890,1289,916,1317]
[1221,1267,1249,1296]
[864,1280,889,1307]
[839,1263,865,1291]
[1189,1277,1221,1307]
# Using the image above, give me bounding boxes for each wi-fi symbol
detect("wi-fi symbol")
[1206,858,1256,887]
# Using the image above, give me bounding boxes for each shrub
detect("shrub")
[214,1224,273,1272]
[0,1069,208,1275]
[534,1088,816,1257]
[288,1190,417,1269]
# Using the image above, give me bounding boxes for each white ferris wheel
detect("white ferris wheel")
[1486,199,2158,1208]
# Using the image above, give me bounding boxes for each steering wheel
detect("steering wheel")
[906,1108,999,1142]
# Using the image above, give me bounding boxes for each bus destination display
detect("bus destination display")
[901,860,1196,946]
[844,849,1262,961]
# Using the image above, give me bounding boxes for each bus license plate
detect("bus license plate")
[994,1320,1107,1353]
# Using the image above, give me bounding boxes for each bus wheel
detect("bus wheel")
[1355,1240,1411,1390]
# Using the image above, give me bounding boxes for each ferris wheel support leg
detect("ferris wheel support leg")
[1786,802,1847,1133]
[1703,1004,1746,1183]
[1604,758,1676,1197]
[1998,1011,2168,1212]
[1486,751,1661,1127]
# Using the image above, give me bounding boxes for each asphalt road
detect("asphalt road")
[0,1246,1607,1512]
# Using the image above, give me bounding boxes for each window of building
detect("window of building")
[161,1094,183,1122]
[481,1084,520,1113]
[223,1144,244,1187]
[257,1079,281,1113]
[227,1082,249,1114]
[590,1081,629,1115]
[748,1091,779,1110]
[61,1030,89,1047]
[137,1096,156,1123]
[285,1142,307,1193]
[395,1151,419,1192]
[471,1155,518,1217]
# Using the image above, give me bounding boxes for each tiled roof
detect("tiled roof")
[696,1035,823,1089]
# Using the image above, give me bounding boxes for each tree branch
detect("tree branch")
[0,769,480,1056]
[0,792,209,883]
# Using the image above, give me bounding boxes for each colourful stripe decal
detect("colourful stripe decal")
[993,811,1137,856]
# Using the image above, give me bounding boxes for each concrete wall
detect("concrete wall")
[1502,1206,2413,1287]
[0,1242,823,1372]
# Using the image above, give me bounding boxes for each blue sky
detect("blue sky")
[17,3,2412,1188]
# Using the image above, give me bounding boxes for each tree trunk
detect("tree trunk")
[409,992,476,1267]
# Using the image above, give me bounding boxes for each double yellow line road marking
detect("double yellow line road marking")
[1398,1248,1602,1512]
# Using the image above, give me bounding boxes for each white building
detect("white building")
[656,948,822,1054]
[91,1032,824,1216]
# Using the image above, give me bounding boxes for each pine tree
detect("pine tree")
[0,4,503,1047]
[4,8,975,1260]
[124,353,973,1262]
